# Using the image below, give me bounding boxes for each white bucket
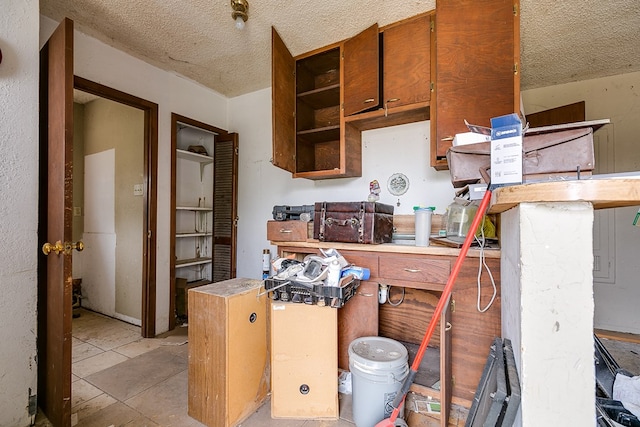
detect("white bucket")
[349,336,409,427]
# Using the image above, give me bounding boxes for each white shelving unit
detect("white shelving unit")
[175,123,216,287]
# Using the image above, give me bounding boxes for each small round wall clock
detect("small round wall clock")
[387,173,409,206]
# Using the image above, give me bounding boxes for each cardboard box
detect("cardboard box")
[453,132,491,147]
[489,114,523,186]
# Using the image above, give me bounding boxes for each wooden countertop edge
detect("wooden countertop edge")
[270,240,500,259]
[489,178,640,214]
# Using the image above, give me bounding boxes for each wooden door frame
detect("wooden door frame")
[169,113,230,330]
[74,76,159,337]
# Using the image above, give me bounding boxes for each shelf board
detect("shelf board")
[177,148,213,163]
[344,101,430,131]
[176,232,212,238]
[176,257,213,268]
[296,125,340,143]
[297,84,340,110]
[176,206,213,211]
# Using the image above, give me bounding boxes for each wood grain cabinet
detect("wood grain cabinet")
[271,11,433,180]
[271,302,339,419]
[431,0,520,170]
[188,278,268,427]
[273,243,501,427]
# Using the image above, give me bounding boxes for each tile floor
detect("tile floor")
[34,309,640,427]
[35,308,461,427]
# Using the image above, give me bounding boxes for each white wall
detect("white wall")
[0,1,39,425]
[40,16,230,334]
[228,88,458,279]
[522,71,640,334]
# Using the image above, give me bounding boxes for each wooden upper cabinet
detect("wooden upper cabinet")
[383,14,432,109]
[271,27,296,173]
[343,23,380,116]
[431,0,520,170]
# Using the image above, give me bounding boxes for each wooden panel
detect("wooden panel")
[267,220,308,242]
[188,279,268,427]
[383,13,432,108]
[449,257,502,405]
[338,281,379,370]
[379,288,442,346]
[433,0,519,165]
[188,285,227,424]
[227,288,268,424]
[39,17,74,427]
[343,23,380,116]
[526,101,585,128]
[213,134,238,281]
[271,302,338,419]
[379,253,450,285]
[271,27,296,173]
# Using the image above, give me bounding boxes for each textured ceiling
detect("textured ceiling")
[41,0,640,98]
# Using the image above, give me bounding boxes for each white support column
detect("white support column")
[501,202,595,426]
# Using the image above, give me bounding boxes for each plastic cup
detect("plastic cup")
[414,207,433,247]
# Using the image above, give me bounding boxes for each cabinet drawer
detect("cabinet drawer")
[340,251,379,278]
[379,254,450,285]
[267,220,310,241]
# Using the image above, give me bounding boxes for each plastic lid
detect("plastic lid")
[348,336,408,369]
[413,206,435,211]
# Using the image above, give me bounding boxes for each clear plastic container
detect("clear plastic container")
[445,202,478,242]
[414,206,434,247]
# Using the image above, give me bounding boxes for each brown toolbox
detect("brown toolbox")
[446,127,595,188]
[313,201,394,244]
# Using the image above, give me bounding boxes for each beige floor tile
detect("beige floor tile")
[85,347,187,402]
[72,340,104,363]
[71,379,104,409]
[72,392,117,422]
[72,350,129,378]
[239,398,308,427]
[114,338,163,358]
[80,323,142,351]
[71,401,146,427]
[125,370,206,427]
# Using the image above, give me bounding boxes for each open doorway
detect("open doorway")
[74,76,158,337]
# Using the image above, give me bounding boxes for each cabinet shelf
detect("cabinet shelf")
[176,206,213,211]
[176,257,213,268]
[177,149,213,179]
[345,102,430,131]
[176,148,213,164]
[176,232,212,238]
[296,125,340,143]
[297,83,340,110]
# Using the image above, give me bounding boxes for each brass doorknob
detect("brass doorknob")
[65,241,84,254]
[42,240,84,256]
[42,240,64,255]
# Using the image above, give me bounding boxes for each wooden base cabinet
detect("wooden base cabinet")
[188,278,268,427]
[271,302,339,419]
[272,242,502,427]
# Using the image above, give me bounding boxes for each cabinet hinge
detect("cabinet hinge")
[430,20,434,32]
[513,3,518,16]
[430,81,434,92]
[450,298,455,313]
[341,103,344,111]
[452,375,456,386]
[514,63,519,75]
[234,147,239,155]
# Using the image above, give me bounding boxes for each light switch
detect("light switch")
[133,184,144,196]
[73,206,82,217]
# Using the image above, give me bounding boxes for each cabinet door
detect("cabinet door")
[383,14,432,109]
[432,0,520,169]
[271,27,296,173]
[343,23,379,116]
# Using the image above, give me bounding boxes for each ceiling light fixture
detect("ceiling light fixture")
[231,0,248,30]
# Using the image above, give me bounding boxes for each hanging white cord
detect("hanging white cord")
[475,216,497,312]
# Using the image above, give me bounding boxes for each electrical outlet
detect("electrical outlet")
[133,184,144,196]
[73,206,82,217]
